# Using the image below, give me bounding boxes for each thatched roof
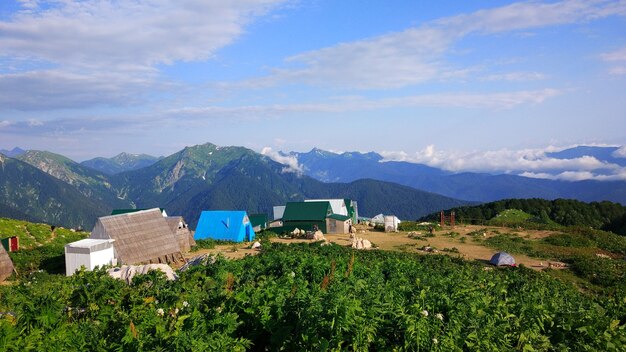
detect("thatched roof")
[165,216,195,253]
[90,208,182,265]
[0,244,15,281]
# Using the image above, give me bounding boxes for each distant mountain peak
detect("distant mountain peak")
[0,147,27,158]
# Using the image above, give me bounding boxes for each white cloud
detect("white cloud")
[601,46,626,61]
[0,0,287,110]
[481,72,547,81]
[608,66,626,75]
[3,0,285,70]
[613,146,626,158]
[260,146,303,174]
[236,0,626,90]
[169,89,561,119]
[380,144,626,181]
[0,70,156,110]
[0,120,13,128]
[600,45,626,75]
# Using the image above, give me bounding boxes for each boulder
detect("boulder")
[313,231,325,241]
[251,241,262,250]
[107,264,178,284]
[351,237,372,250]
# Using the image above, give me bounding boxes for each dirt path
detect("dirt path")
[184,224,562,270]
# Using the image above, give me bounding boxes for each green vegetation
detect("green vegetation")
[190,239,235,252]
[482,229,626,292]
[0,243,624,350]
[1,218,89,275]
[421,199,626,235]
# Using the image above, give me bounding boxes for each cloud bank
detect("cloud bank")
[380,144,626,181]
[260,146,303,174]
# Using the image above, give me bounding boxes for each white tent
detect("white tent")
[65,238,116,276]
[370,214,401,232]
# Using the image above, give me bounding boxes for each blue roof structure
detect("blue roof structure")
[194,211,255,243]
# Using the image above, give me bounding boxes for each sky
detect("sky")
[0,0,625,180]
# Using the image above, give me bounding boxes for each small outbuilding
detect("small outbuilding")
[65,239,116,276]
[326,214,352,234]
[194,211,256,242]
[249,214,268,232]
[489,252,516,266]
[371,214,401,232]
[90,208,182,265]
[0,244,15,281]
[165,216,195,252]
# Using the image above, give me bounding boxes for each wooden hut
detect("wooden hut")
[90,208,182,265]
[0,244,15,281]
[165,216,195,252]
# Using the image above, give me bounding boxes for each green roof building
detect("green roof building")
[282,201,332,233]
[281,201,353,234]
[249,214,268,231]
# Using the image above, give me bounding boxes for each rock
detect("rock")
[313,231,325,241]
[179,254,216,272]
[107,264,178,284]
[351,237,372,250]
[251,241,262,250]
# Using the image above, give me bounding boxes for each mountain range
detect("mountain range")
[0,143,470,229]
[287,147,626,204]
[81,152,162,175]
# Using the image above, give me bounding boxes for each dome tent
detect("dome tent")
[489,252,516,266]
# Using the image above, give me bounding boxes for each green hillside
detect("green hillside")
[0,155,110,229]
[17,150,132,209]
[81,152,161,175]
[420,198,626,235]
[0,217,89,275]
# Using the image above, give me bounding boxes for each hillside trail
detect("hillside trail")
[185,224,563,270]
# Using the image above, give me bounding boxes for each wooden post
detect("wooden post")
[440,211,444,228]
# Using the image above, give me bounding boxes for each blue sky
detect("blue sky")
[0,0,625,180]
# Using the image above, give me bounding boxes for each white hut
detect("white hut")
[65,238,116,276]
[383,215,401,232]
[371,214,401,232]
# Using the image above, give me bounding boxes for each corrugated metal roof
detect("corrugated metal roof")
[283,201,331,221]
[249,214,268,228]
[327,214,351,221]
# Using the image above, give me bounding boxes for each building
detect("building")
[0,245,15,281]
[90,208,182,264]
[249,214,268,232]
[305,198,359,223]
[111,208,168,217]
[65,239,116,276]
[165,216,196,252]
[282,201,333,234]
[194,211,255,242]
[326,214,352,234]
[273,205,286,221]
[371,214,401,232]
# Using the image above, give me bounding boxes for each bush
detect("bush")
[191,239,234,251]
